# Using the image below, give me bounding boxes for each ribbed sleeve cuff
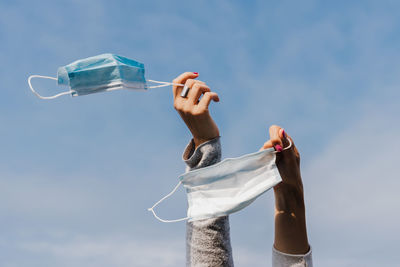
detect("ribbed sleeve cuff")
[272,246,313,267]
[182,137,221,171]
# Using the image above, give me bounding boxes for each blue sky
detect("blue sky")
[1,0,399,266]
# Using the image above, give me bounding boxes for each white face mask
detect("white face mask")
[148,139,292,222]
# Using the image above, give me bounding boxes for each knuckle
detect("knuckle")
[203,92,211,98]
[174,100,184,110]
[174,104,182,111]
[192,83,201,91]
[271,137,281,144]
[202,86,211,92]
[182,105,192,114]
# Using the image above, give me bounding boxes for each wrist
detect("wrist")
[193,137,208,148]
[193,135,219,148]
[274,183,305,212]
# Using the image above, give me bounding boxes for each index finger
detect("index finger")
[269,125,283,151]
[172,72,199,98]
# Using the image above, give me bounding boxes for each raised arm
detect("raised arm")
[172,72,234,267]
[261,125,312,266]
[172,72,220,149]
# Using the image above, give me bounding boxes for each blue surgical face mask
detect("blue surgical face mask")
[28,53,182,99]
[148,139,292,223]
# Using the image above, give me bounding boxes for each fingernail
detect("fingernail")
[282,130,286,138]
[193,72,198,75]
[275,145,283,152]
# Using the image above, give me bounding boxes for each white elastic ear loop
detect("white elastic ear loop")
[28,75,73,100]
[275,137,293,152]
[147,79,184,89]
[147,180,189,223]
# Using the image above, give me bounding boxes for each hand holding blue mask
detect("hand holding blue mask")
[28,53,183,99]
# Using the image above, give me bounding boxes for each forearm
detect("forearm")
[187,216,233,266]
[273,185,309,254]
[183,137,233,267]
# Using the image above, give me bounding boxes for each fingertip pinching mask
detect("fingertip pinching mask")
[28,53,182,99]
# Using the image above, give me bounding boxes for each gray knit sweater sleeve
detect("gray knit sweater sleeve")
[183,137,234,267]
[272,246,313,267]
[182,137,313,267]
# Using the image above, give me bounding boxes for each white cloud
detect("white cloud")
[303,106,400,266]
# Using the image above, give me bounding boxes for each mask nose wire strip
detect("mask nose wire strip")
[147,180,189,223]
[28,75,73,100]
[147,79,184,89]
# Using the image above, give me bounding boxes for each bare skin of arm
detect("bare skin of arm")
[172,72,220,148]
[261,125,310,254]
[172,72,309,255]
[173,73,234,267]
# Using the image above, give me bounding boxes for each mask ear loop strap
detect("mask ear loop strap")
[147,79,184,89]
[274,137,293,153]
[28,75,73,100]
[148,180,189,223]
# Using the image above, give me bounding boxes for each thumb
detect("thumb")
[277,129,299,164]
